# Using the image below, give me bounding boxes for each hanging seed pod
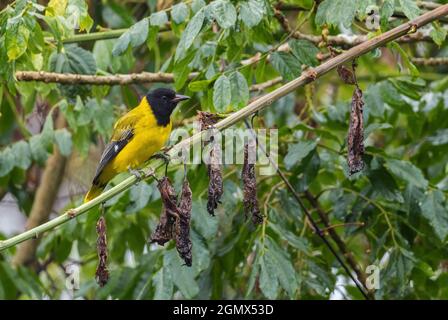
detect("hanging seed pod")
[206,141,223,216]
[175,179,193,266]
[95,216,109,287]
[151,177,178,245]
[198,111,223,216]
[347,86,365,174]
[242,139,263,225]
[337,65,356,85]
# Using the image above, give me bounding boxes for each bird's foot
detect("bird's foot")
[151,151,171,176]
[128,168,146,182]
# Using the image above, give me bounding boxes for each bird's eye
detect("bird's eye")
[163,96,168,101]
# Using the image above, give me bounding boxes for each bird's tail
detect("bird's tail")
[84,184,105,203]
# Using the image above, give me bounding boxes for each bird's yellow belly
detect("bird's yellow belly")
[102,124,171,181]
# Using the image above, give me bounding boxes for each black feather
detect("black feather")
[92,129,134,185]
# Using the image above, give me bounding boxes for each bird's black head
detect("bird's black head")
[146,88,190,126]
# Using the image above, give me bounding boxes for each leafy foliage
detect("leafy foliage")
[0,0,448,301]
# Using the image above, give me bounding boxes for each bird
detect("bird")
[84,88,190,202]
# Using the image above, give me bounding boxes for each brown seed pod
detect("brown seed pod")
[206,141,223,216]
[175,179,193,266]
[95,216,109,287]
[337,65,357,85]
[347,86,365,174]
[198,111,223,216]
[242,139,263,225]
[151,177,178,245]
[198,111,221,131]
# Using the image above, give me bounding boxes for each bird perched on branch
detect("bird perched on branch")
[84,88,189,202]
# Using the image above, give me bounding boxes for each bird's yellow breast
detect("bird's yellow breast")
[99,100,172,182]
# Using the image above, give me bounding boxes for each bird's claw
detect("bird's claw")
[128,168,146,182]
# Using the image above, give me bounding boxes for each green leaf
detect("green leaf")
[211,0,237,29]
[29,134,50,164]
[6,22,30,61]
[229,71,249,109]
[259,250,279,299]
[171,3,189,24]
[289,39,319,67]
[239,0,265,27]
[420,190,448,241]
[399,0,421,20]
[430,21,447,46]
[284,140,317,170]
[385,159,428,190]
[188,79,212,92]
[153,267,174,299]
[112,18,149,56]
[191,0,206,13]
[63,44,97,75]
[54,129,72,157]
[315,0,357,28]
[149,11,168,27]
[66,0,93,31]
[175,8,205,61]
[369,168,404,203]
[0,147,15,177]
[213,74,231,112]
[390,42,419,77]
[164,249,199,298]
[11,141,31,170]
[128,181,152,212]
[266,237,298,298]
[270,52,301,82]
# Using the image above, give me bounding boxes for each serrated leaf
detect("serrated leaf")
[54,129,72,157]
[266,237,298,298]
[270,52,301,81]
[289,39,319,67]
[284,140,317,170]
[239,0,265,27]
[11,140,31,170]
[229,71,249,109]
[112,18,149,56]
[315,0,357,28]
[210,0,237,29]
[213,74,231,111]
[385,159,428,190]
[420,190,448,241]
[399,0,421,20]
[171,3,189,24]
[175,8,205,61]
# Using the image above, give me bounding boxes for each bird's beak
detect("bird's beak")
[172,94,190,103]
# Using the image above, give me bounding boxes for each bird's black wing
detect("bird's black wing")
[92,129,134,185]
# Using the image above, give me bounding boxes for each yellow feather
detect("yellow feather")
[84,97,172,202]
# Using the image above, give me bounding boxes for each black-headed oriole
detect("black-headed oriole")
[84,88,189,202]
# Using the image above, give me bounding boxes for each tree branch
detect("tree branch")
[1,4,447,253]
[15,71,199,85]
